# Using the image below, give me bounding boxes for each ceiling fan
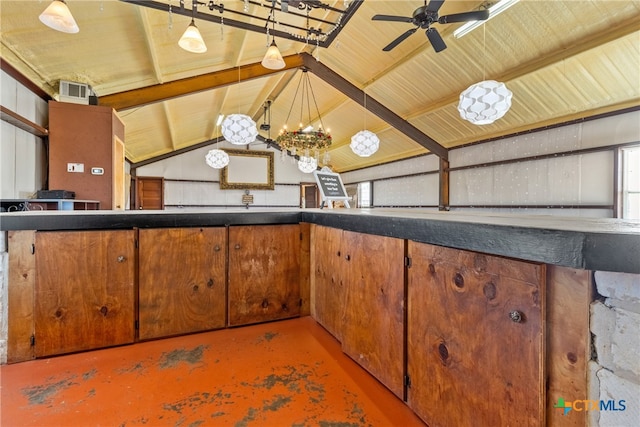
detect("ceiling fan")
[372,0,489,53]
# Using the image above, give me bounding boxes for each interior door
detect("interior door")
[113,136,126,210]
[136,177,164,210]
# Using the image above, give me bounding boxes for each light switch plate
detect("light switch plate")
[67,163,84,172]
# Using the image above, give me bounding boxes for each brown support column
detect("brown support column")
[439,158,450,211]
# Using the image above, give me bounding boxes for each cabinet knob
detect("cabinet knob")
[207,278,214,288]
[261,299,269,308]
[235,244,241,250]
[345,254,351,261]
[100,306,108,316]
[509,310,524,323]
[214,245,221,252]
[117,255,126,263]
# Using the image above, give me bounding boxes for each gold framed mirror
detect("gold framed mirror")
[220,149,275,190]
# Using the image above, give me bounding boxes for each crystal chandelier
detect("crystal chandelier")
[457,80,512,125]
[276,69,332,164]
[297,156,318,173]
[205,149,229,169]
[222,113,259,145]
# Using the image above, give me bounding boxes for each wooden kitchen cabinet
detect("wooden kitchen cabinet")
[407,241,545,427]
[311,225,405,399]
[34,230,136,357]
[138,227,227,340]
[228,224,301,326]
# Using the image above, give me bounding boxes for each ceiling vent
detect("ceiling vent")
[58,80,91,105]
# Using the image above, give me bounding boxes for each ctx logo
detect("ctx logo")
[554,397,627,415]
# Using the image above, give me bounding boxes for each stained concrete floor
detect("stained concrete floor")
[0,316,425,426]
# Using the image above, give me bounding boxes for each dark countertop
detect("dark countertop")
[1,208,638,274]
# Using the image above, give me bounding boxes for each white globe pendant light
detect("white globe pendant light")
[205,149,229,169]
[221,114,258,145]
[350,130,380,157]
[457,80,512,125]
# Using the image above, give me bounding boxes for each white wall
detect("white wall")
[135,144,316,208]
[0,71,48,200]
[342,110,640,217]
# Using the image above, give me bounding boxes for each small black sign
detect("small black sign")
[313,170,350,208]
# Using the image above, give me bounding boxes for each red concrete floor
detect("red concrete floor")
[0,316,426,426]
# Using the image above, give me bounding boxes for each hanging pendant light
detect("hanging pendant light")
[205,149,229,169]
[179,19,207,53]
[261,7,285,70]
[39,0,79,33]
[298,156,317,173]
[262,40,285,70]
[350,130,380,157]
[350,92,379,157]
[221,114,258,145]
[457,80,512,125]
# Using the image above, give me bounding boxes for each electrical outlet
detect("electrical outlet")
[67,163,84,173]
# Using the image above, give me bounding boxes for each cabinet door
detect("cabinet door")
[138,228,226,340]
[34,230,135,357]
[311,225,345,341]
[228,225,301,326]
[340,230,405,399]
[407,241,544,427]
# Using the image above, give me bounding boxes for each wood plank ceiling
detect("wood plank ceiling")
[1,0,639,172]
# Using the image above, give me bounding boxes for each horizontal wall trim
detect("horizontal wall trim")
[452,106,640,151]
[165,204,300,208]
[448,142,639,172]
[372,205,439,209]
[344,170,439,186]
[164,178,300,187]
[450,204,614,210]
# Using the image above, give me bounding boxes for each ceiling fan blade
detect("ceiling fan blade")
[426,27,447,52]
[383,27,419,51]
[426,0,445,13]
[372,14,413,23]
[438,10,490,24]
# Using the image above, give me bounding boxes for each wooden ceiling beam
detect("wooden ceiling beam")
[301,53,448,160]
[99,54,305,111]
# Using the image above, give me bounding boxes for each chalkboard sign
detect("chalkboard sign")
[313,169,350,208]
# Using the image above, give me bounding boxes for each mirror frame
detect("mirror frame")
[220,149,275,190]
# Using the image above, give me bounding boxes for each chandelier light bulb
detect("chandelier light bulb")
[350,130,380,157]
[205,149,229,169]
[458,80,512,125]
[221,114,258,145]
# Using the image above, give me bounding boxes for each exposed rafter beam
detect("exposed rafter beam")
[301,53,448,160]
[99,54,305,111]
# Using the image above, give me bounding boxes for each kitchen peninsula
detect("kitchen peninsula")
[1,208,638,426]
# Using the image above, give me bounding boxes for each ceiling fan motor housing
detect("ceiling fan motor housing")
[413,6,438,28]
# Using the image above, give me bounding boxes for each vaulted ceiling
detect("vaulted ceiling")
[1,0,639,172]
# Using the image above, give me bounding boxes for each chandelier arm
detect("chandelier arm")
[284,70,305,126]
[307,72,325,130]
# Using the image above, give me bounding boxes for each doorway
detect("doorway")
[135,177,164,210]
[300,183,318,208]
